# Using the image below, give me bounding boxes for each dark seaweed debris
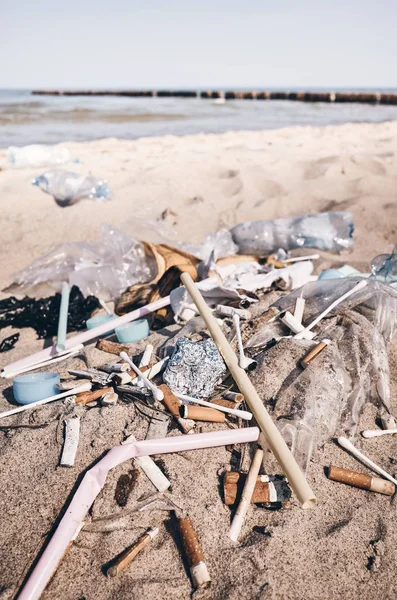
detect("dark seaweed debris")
[0,286,100,339]
[114,467,140,507]
[0,333,19,352]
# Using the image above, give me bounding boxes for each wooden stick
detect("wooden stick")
[229,448,264,541]
[180,272,316,508]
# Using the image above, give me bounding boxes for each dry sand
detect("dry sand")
[1,121,397,600]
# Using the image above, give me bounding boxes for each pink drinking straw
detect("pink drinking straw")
[2,296,171,377]
[17,427,259,600]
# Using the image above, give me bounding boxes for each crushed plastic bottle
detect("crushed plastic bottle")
[230,211,354,255]
[8,144,72,168]
[32,169,110,205]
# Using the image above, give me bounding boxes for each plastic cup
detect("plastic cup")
[86,314,115,330]
[115,319,150,343]
[13,372,61,405]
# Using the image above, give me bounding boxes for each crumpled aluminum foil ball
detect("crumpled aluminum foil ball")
[163,337,226,398]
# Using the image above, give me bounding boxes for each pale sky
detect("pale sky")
[1,0,396,89]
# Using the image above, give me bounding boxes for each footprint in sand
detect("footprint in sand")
[350,154,387,175]
[302,156,339,180]
[216,168,243,196]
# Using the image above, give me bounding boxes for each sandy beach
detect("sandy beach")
[1,121,397,600]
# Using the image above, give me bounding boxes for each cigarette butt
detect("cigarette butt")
[75,386,113,405]
[328,465,395,496]
[212,398,241,410]
[107,527,159,577]
[300,339,330,369]
[266,256,286,268]
[128,364,150,381]
[178,518,211,589]
[181,405,225,423]
[113,372,133,385]
[158,385,195,434]
[159,384,181,417]
[381,413,397,430]
[222,391,244,403]
[223,472,291,505]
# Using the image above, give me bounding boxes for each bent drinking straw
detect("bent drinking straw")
[1,296,171,377]
[17,427,259,600]
[180,272,316,509]
[56,282,70,352]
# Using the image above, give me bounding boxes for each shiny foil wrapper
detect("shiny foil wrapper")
[163,338,226,398]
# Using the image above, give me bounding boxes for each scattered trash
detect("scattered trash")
[327,465,395,496]
[32,169,110,205]
[12,372,60,404]
[7,144,73,168]
[361,428,397,439]
[163,338,227,398]
[370,244,397,282]
[177,517,211,589]
[230,211,354,255]
[115,318,149,343]
[181,404,225,423]
[106,527,159,577]
[0,333,19,352]
[233,313,257,371]
[60,416,81,467]
[381,413,397,430]
[176,391,252,420]
[123,433,171,492]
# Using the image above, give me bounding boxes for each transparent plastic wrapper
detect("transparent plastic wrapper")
[250,310,390,474]
[7,144,73,168]
[12,224,156,301]
[230,211,354,256]
[32,169,110,205]
[180,229,238,264]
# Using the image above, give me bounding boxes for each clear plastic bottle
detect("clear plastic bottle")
[230,211,354,255]
[32,169,110,205]
[8,144,72,168]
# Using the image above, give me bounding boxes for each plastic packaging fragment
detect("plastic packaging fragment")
[16,427,260,600]
[370,244,397,283]
[163,337,227,398]
[7,144,73,168]
[0,285,99,339]
[230,211,354,255]
[12,224,156,301]
[32,169,110,205]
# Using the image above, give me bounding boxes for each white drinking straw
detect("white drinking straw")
[337,437,397,485]
[56,282,70,352]
[230,447,264,541]
[295,280,367,339]
[0,382,92,420]
[4,345,84,379]
[120,352,164,401]
[176,392,252,420]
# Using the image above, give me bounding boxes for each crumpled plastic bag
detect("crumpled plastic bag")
[12,224,156,302]
[33,169,110,206]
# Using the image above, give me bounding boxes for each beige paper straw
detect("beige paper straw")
[180,272,316,509]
